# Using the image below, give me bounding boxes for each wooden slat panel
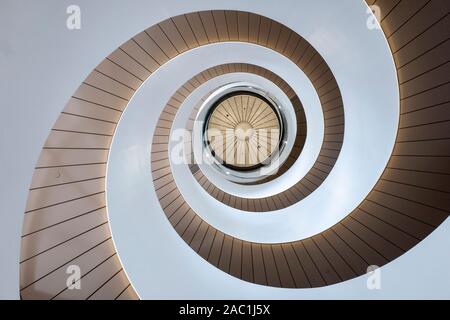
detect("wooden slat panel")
[53,255,122,300]
[251,244,267,285]
[64,97,122,123]
[73,83,128,111]
[21,238,116,299]
[291,242,325,287]
[26,178,105,212]
[20,223,111,288]
[88,270,129,300]
[302,239,341,285]
[21,208,108,261]
[84,70,135,100]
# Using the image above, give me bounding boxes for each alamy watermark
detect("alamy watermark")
[366,5,382,30]
[66,5,81,30]
[366,265,381,290]
[66,265,81,290]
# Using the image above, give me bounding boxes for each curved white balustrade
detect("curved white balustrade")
[171,71,321,198]
[108,39,397,243]
[106,0,398,296]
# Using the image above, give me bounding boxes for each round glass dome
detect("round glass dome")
[205,91,282,171]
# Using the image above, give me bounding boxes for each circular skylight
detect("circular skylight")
[205,92,282,170]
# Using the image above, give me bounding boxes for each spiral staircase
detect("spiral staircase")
[6,0,449,299]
